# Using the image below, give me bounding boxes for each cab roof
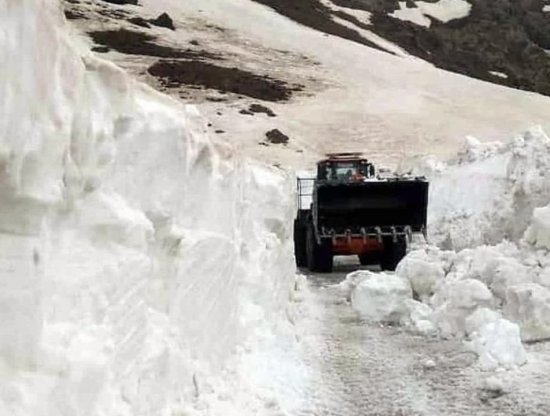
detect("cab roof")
[319,152,368,164]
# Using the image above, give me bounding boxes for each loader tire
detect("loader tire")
[358,252,379,266]
[294,219,307,268]
[306,224,333,273]
[380,237,407,271]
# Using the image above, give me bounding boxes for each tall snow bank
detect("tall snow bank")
[409,127,550,250]
[391,128,550,369]
[0,2,295,415]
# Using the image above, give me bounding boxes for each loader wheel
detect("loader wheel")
[380,237,407,271]
[358,252,379,266]
[306,224,333,273]
[294,219,307,268]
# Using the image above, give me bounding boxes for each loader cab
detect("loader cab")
[317,153,375,181]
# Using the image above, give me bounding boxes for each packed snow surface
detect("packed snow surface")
[0,1,296,415]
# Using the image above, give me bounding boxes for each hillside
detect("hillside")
[64,0,550,168]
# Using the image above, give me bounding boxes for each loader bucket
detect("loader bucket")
[315,180,428,232]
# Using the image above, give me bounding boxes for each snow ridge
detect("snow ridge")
[0,1,295,415]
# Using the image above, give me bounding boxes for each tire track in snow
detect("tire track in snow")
[294,270,550,416]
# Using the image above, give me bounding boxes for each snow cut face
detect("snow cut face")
[0,1,296,415]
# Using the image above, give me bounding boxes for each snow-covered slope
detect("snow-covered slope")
[0,1,295,414]
[64,0,550,169]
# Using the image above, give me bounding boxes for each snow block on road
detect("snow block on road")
[467,318,527,370]
[525,204,550,250]
[431,278,494,338]
[465,307,501,337]
[396,252,446,302]
[350,271,412,323]
[504,283,550,342]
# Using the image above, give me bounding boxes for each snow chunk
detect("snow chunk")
[396,253,446,302]
[525,204,550,250]
[431,279,494,338]
[335,270,371,300]
[535,266,550,289]
[488,258,532,302]
[465,307,501,336]
[401,299,437,335]
[468,319,527,370]
[350,271,412,323]
[504,283,550,341]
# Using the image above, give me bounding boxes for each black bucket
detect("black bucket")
[315,180,428,232]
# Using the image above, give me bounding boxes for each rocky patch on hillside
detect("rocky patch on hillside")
[147,60,301,101]
[63,0,310,103]
[252,0,550,96]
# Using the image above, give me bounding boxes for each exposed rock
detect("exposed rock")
[91,46,110,53]
[127,17,151,28]
[148,60,298,101]
[249,104,276,117]
[100,0,138,5]
[89,29,220,60]
[252,0,550,96]
[265,129,289,144]
[150,12,175,30]
[64,9,87,20]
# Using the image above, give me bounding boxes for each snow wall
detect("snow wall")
[404,129,550,251]
[357,128,550,369]
[0,1,296,414]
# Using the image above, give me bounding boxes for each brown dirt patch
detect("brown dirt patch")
[147,60,301,101]
[266,129,289,144]
[88,29,220,60]
[99,0,138,5]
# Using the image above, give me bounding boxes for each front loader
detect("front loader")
[294,153,428,273]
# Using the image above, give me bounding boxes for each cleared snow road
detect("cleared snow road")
[293,263,550,416]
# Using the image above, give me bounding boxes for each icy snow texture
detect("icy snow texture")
[504,284,550,342]
[0,1,295,415]
[396,251,446,302]
[464,307,501,337]
[430,279,494,338]
[467,319,527,370]
[401,299,437,335]
[423,127,550,250]
[350,271,413,323]
[391,131,550,366]
[525,204,550,250]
